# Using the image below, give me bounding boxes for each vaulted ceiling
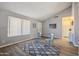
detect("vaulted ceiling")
[0,2,71,21]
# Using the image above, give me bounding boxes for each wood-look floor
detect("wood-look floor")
[0,37,78,56]
[53,37,78,56]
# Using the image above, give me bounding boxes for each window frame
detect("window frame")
[8,16,31,37]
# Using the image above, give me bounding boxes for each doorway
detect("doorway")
[62,16,73,41]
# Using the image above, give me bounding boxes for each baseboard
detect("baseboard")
[0,37,34,48]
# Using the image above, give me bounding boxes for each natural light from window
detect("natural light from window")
[8,16,31,37]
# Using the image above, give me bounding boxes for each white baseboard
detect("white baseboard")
[0,37,34,48]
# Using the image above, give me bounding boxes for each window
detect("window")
[8,16,21,37]
[22,20,30,35]
[8,16,31,37]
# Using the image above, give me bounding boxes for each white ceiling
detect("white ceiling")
[0,2,71,21]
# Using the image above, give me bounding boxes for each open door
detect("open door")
[62,16,73,40]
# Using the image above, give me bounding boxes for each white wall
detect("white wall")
[0,8,41,47]
[77,3,79,46]
[42,7,72,38]
[72,2,79,46]
[42,17,61,38]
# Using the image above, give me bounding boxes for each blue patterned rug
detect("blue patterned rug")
[24,40,59,56]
